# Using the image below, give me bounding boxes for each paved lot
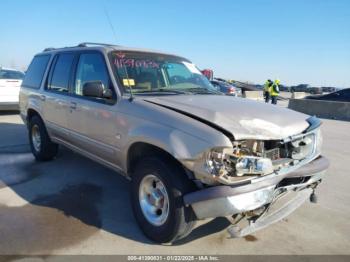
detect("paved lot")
[0,112,349,255]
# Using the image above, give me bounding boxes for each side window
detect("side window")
[22,55,50,89]
[47,53,75,93]
[74,53,110,96]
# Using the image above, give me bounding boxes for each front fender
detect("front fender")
[121,123,230,173]
[116,98,233,174]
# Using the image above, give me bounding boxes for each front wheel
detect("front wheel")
[131,157,196,243]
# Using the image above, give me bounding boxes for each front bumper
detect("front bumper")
[228,187,313,237]
[184,156,329,221]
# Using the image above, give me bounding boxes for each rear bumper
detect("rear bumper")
[184,156,329,220]
[0,102,19,111]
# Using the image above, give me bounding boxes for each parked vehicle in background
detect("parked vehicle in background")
[214,77,228,82]
[20,43,328,244]
[306,88,350,102]
[321,86,338,93]
[0,67,25,110]
[229,80,260,94]
[210,80,241,96]
[291,84,310,93]
[201,69,213,80]
[279,84,291,92]
[308,87,323,95]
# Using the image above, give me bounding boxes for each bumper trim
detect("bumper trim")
[228,188,313,238]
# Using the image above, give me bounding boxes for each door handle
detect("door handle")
[70,102,77,110]
[39,95,46,101]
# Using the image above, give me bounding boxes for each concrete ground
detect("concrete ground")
[0,112,349,255]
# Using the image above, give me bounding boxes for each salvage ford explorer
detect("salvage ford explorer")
[19,42,329,243]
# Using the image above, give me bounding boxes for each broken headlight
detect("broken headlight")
[205,146,274,182]
[235,156,274,176]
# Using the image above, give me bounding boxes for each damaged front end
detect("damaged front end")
[184,116,328,237]
[195,121,322,186]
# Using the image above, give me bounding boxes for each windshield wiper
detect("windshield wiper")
[184,87,222,95]
[132,87,221,96]
[132,88,191,95]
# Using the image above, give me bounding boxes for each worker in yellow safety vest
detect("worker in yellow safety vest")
[270,79,280,105]
[263,79,273,103]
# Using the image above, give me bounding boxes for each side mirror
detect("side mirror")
[103,88,113,99]
[82,81,112,99]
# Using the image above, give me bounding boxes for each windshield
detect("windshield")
[0,69,25,80]
[109,51,219,95]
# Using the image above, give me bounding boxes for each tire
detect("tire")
[131,157,196,243]
[28,115,58,161]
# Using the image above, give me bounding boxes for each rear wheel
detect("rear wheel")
[28,115,58,161]
[131,157,196,243]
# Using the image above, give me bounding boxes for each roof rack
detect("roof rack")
[43,42,120,52]
[43,47,56,52]
[77,42,119,47]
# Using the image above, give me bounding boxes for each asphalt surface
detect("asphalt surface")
[0,111,349,255]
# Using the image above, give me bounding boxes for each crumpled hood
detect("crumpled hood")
[144,95,310,140]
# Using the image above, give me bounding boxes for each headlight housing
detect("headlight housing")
[205,146,274,184]
[235,156,274,176]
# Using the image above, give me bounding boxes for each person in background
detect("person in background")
[270,79,280,105]
[263,79,273,103]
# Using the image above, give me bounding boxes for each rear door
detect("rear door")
[66,51,120,165]
[42,52,76,140]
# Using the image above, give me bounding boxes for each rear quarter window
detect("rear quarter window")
[22,55,51,89]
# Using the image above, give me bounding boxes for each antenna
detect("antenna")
[103,1,118,43]
[122,66,134,102]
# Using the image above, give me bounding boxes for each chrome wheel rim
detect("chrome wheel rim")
[31,125,41,152]
[139,174,169,226]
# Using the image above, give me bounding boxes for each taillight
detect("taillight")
[228,87,235,94]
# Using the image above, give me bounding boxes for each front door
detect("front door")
[66,52,120,166]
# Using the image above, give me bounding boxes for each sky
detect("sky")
[0,0,349,87]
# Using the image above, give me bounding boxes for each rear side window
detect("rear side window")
[22,55,50,89]
[48,53,75,93]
